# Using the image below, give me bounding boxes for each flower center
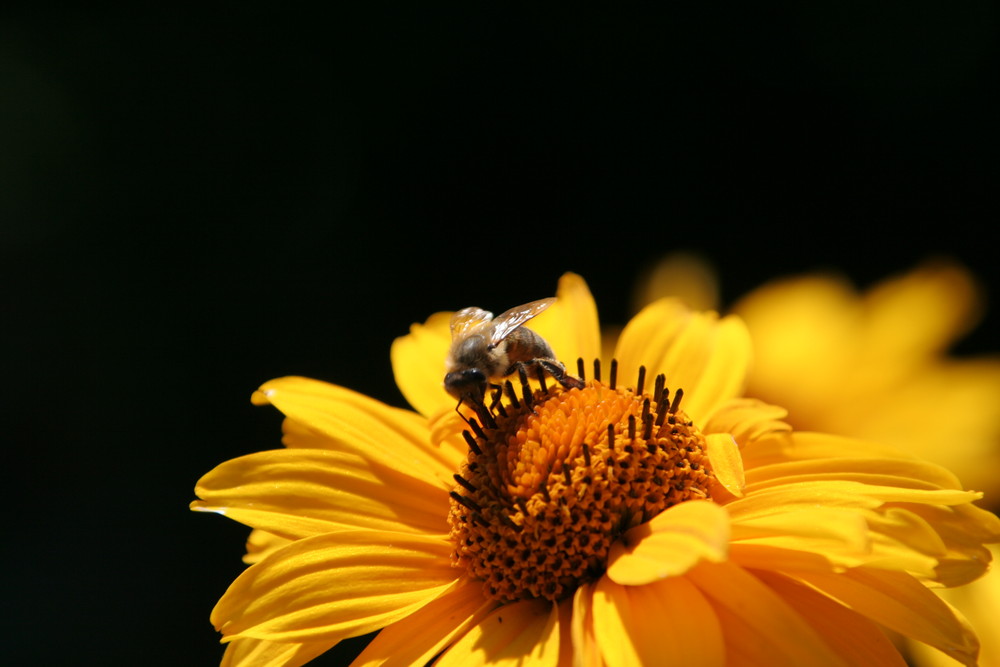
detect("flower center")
[448,361,715,602]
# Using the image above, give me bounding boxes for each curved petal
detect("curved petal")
[733,274,858,403]
[243,529,291,565]
[792,568,980,666]
[606,500,729,586]
[528,272,602,368]
[435,599,561,667]
[862,262,982,361]
[752,570,906,666]
[629,251,721,313]
[705,433,745,500]
[251,376,461,489]
[591,574,724,667]
[351,577,496,667]
[192,448,449,539]
[742,433,964,491]
[614,299,751,423]
[700,397,790,445]
[212,530,456,644]
[220,636,336,667]
[687,561,846,666]
[390,311,454,420]
[724,480,979,523]
[570,583,602,667]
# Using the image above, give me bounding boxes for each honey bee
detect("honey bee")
[444,297,584,405]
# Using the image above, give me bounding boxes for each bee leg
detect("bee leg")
[537,359,585,390]
[488,384,504,410]
[505,359,585,393]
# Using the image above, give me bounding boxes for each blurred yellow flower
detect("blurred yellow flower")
[638,255,1000,667]
[193,272,999,666]
[731,261,1000,498]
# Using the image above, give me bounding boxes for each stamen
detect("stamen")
[653,373,665,404]
[628,414,636,440]
[450,491,482,513]
[563,465,573,486]
[608,423,616,451]
[582,442,592,467]
[577,357,586,381]
[670,387,685,413]
[462,430,482,455]
[498,513,523,532]
[609,359,618,390]
[593,358,601,382]
[453,473,478,493]
[643,411,654,440]
[655,396,669,427]
[636,365,646,396]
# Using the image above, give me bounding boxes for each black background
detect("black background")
[4,5,998,665]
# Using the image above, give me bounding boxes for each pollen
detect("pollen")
[448,360,715,603]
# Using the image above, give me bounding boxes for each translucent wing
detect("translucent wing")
[488,297,555,345]
[450,307,495,340]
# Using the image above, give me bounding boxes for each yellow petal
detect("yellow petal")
[614,299,751,423]
[844,360,1000,496]
[862,262,981,362]
[250,376,461,489]
[220,636,335,667]
[629,251,721,314]
[742,432,964,491]
[733,274,858,402]
[606,500,729,586]
[724,480,978,523]
[591,575,724,667]
[704,433,745,500]
[528,272,602,367]
[700,397,790,445]
[352,577,496,667]
[904,503,1000,586]
[687,561,847,666]
[192,448,449,539]
[243,529,291,565]
[570,583,602,667]
[911,545,1000,667]
[752,570,907,666]
[741,431,921,470]
[436,599,561,667]
[390,311,454,420]
[212,530,456,643]
[730,506,871,551]
[793,568,980,666]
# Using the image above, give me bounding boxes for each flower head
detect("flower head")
[193,272,999,666]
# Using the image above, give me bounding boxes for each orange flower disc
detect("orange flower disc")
[448,367,714,602]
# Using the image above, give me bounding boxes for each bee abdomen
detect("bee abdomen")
[504,327,555,364]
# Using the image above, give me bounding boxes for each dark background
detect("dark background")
[4,5,998,665]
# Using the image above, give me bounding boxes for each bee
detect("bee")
[444,297,584,406]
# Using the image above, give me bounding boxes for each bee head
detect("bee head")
[444,367,487,401]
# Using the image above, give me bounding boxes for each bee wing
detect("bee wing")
[488,297,555,345]
[450,307,495,340]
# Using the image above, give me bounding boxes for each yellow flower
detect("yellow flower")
[637,256,1000,667]
[730,261,1000,499]
[193,273,999,666]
